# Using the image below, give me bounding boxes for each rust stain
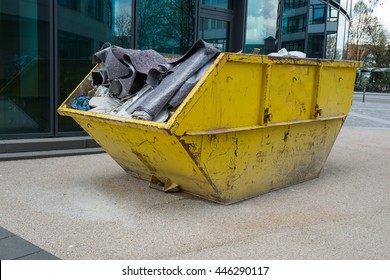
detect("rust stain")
[283,129,290,142]
[131,149,157,173]
[256,151,266,163]
[234,138,239,157]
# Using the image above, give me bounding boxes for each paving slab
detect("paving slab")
[0,227,14,240]
[0,226,59,260]
[0,235,42,260]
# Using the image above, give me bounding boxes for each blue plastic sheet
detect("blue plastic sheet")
[71,95,90,111]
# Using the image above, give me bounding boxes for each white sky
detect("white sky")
[361,0,390,33]
[374,1,390,33]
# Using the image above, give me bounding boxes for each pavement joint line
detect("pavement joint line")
[348,112,390,126]
[14,250,44,260]
[0,235,16,241]
[0,226,59,260]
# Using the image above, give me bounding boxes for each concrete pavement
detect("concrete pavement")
[0,94,390,260]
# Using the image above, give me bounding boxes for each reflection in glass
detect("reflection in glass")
[57,0,132,132]
[309,4,326,25]
[339,0,348,10]
[326,33,337,59]
[58,0,77,10]
[0,0,50,135]
[327,5,338,22]
[343,20,349,59]
[307,34,323,58]
[137,0,196,54]
[282,40,305,52]
[201,0,232,9]
[336,13,346,59]
[245,0,278,54]
[284,0,307,11]
[284,14,306,34]
[199,18,229,51]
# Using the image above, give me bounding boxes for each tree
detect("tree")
[348,0,389,67]
[365,21,389,67]
[137,0,196,54]
[114,12,132,48]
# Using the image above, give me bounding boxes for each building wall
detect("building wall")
[0,0,351,141]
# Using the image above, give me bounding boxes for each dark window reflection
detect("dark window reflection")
[283,14,306,34]
[282,40,305,52]
[137,0,196,54]
[0,0,51,135]
[307,34,324,58]
[284,0,307,11]
[57,0,132,132]
[201,0,233,9]
[309,5,326,25]
[59,0,78,10]
[87,0,103,20]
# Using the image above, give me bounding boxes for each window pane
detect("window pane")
[343,19,349,59]
[0,0,51,135]
[309,4,325,24]
[245,0,278,54]
[137,0,196,54]
[284,14,306,34]
[326,33,337,59]
[336,13,346,59]
[284,0,307,11]
[57,0,133,132]
[201,0,233,9]
[199,18,229,51]
[327,6,338,22]
[281,40,305,52]
[307,34,323,58]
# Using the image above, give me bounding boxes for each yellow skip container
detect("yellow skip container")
[58,53,361,204]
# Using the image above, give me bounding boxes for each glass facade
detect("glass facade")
[0,0,50,135]
[0,0,352,143]
[270,0,351,59]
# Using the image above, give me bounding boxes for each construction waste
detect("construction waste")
[71,40,221,123]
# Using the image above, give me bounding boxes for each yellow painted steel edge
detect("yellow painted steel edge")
[59,106,169,134]
[57,66,170,134]
[184,115,346,136]
[225,53,363,68]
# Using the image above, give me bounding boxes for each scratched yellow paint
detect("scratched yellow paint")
[58,53,362,204]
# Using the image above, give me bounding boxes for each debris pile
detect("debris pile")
[71,40,221,122]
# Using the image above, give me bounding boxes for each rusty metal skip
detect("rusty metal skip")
[58,53,362,204]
